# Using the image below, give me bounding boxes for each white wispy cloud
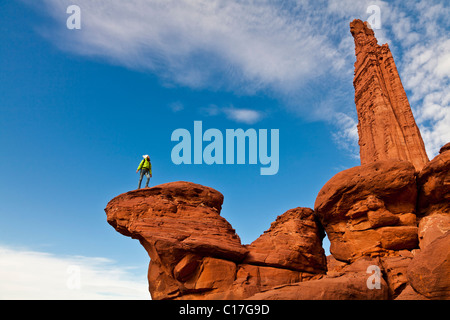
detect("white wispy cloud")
[169,101,185,113]
[326,0,450,158]
[38,0,346,100]
[223,107,264,124]
[0,244,149,299]
[331,112,359,158]
[31,0,449,158]
[202,104,264,124]
[389,0,450,157]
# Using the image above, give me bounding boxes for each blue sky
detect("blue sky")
[1,0,449,299]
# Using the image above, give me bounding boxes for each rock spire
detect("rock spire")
[350,19,429,171]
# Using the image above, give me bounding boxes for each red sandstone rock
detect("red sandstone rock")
[417,145,450,217]
[418,214,450,249]
[395,285,429,300]
[105,182,247,299]
[106,158,449,300]
[380,255,413,298]
[350,19,429,171]
[440,142,450,154]
[248,272,388,300]
[105,182,247,264]
[244,207,327,273]
[105,182,325,299]
[407,232,450,299]
[416,144,450,252]
[314,160,418,262]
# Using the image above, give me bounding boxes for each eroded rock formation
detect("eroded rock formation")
[105,20,449,300]
[105,182,327,300]
[244,207,326,273]
[105,145,450,300]
[350,19,429,171]
[314,160,418,263]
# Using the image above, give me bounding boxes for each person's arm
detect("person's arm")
[136,160,144,173]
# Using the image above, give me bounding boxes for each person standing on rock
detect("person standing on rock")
[136,155,152,189]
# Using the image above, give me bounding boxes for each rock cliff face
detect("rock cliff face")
[105,20,449,300]
[350,19,429,171]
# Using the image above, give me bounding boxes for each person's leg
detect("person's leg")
[145,171,150,187]
[138,170,144,189]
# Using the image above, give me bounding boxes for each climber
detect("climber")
[136,155,152,189]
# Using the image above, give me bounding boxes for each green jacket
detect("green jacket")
[137,158,152,173]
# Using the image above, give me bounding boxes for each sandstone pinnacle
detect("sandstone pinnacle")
[350,19,429,171]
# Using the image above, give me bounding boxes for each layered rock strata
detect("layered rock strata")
[314,160,419,263]
[105,145,450,300]
[350,19,429,171]
[244,207,326,273]
[106,182,327,300]
[312,146,450,300]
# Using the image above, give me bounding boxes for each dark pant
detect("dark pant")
[138,168,150,189]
